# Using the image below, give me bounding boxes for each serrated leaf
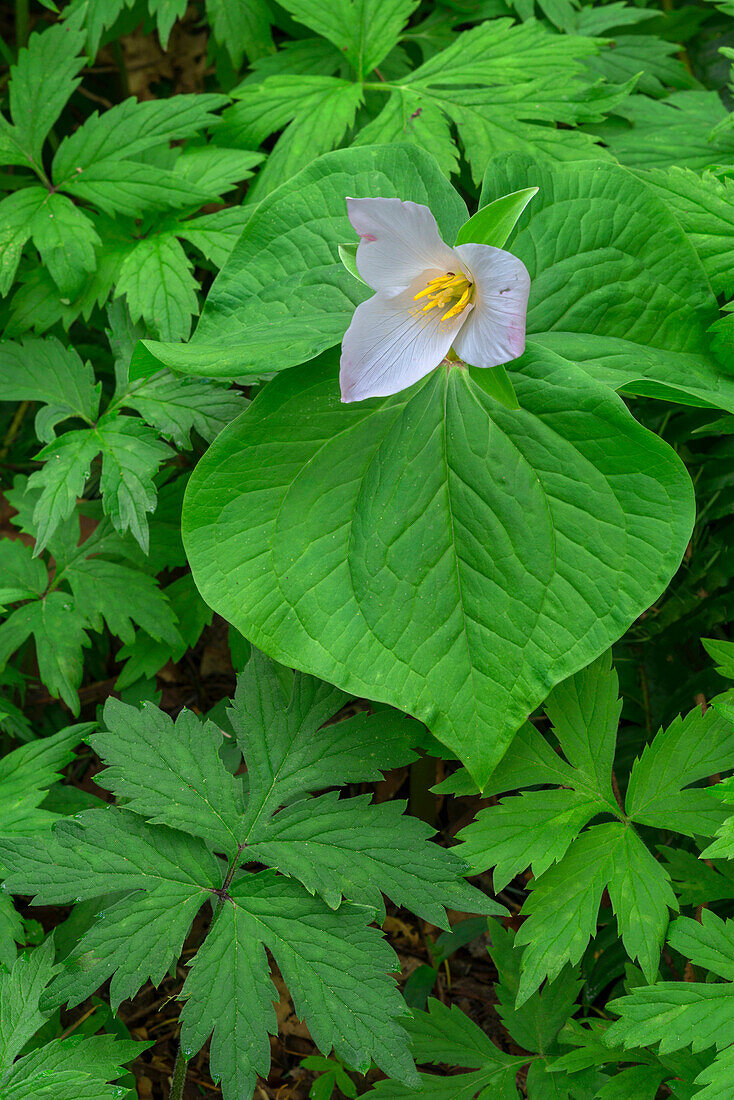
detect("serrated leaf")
[595,1064,667,1100]
[668,912,734,983]
[148,0,187,47]
[2,1033,143,1098]
[0,539,48,605]
[657,845,734,908]
[50,94,227,217]
[246,791,501,924]
[172,146,264,199]
[0,722,90,841]
[0,656,501,1096]
[584,35,698,98]
[178,899,275,1096]
[625,703,734,837]
[116,233,198,342]
[28,430,100,554]
[0,894,22,969]
[368,997,525,1097]
[52,882,208,1011]
[231,649,417,823]
[460,789,601,894]
[516,821,676,1004]
[175,207,252,268]
[642,168,734,298]
[0,592,91,713]
[0,337,100,441]
[488,922,582,1055]
[227,871,418,1082]
[278,0,419,77]
[94,414,172,551]
[183,345,693,784]
[92,701,246,855]
[66,558,180,645]
[691,1045,734,1100]
[0,189,47,296]
[113,573,207,689]
[29,191,100,297]
[606,982,734,1055]
[544,650,620,806]
[7,19,86,171]
[597,92,734,171]
[607,828,678,985]
[205,0,275,68]
[0,806,221,907]
[223,77,365,201]
[0,936,55,1072]
[121,372,244,447]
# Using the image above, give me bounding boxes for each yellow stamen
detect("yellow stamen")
[441,285,472,320]
[413,269,474,321]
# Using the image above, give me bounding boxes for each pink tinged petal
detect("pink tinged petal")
[340,285,468,403]
[346,196,459,294]
[451,243,531,369]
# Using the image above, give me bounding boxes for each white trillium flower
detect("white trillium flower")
[339,196,531,403]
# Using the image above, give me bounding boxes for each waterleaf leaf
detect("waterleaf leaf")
[6,18,86,172]
[116,233,199,342]
[277,0,419,78]
[205,0,275,67]
[0,593,91,714]
[0,337,100,442]
[0,656,473,1093]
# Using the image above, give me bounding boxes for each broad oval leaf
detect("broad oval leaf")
[130,143,467,382]
[479,154,734,413]
[183,344,694,785]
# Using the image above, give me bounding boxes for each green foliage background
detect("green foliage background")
[0,1,734,1098]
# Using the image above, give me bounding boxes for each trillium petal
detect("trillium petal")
[340,287,467,402]
[347,197,459,293]
[451,243,530,369]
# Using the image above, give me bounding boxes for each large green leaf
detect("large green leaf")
[183,345,693,783]
[130,144,466,382]
[478,155,734,413]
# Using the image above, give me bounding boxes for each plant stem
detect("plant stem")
[170,1043,188,1100]
[15,0,29,50]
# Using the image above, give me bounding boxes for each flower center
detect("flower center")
[413,270,474,322]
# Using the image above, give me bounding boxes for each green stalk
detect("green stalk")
[15,0,29,50]
[170,1043,188,1100]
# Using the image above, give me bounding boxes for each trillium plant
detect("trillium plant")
[339,197,530,401]
[2,6,734,1100]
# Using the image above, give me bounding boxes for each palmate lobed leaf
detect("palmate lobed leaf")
[29,413,171,553]
[0,935,144,1098]
[0,651,491,1099]
[183,344,693,784]
[455,655,734,1001]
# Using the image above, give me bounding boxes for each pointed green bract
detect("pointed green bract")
[183,347,694,783]
[455,187,538,248]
